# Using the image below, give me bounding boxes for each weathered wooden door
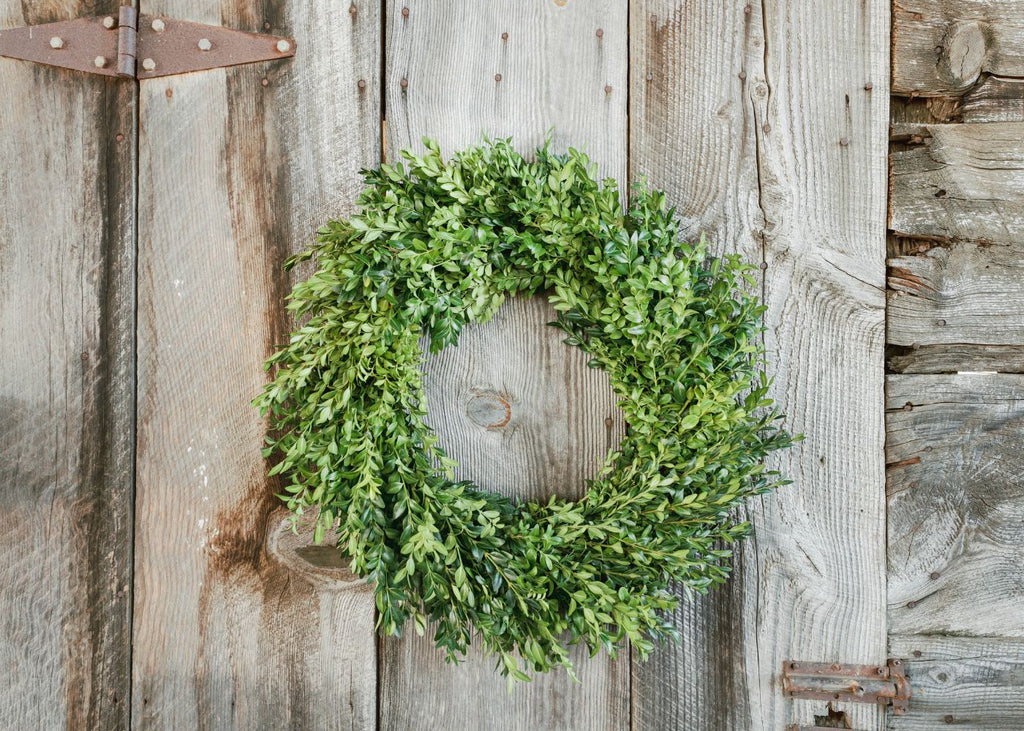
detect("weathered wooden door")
[10,1,1018,729]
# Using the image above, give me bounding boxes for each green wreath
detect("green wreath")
[255,138,794,681]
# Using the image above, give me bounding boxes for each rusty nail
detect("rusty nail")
[604,84,612,94]
[142,58,156,71]
[596,28,604,38]
[913,12,923,20]
[164,87,173,99]
[494,73,502,82]
[349,4,357,16]
[903,402,913,411]
[744,4,752,13]
[401,6,410,18]
[115,133,124,142]
[103,16,116,29]
[907,600,918,608]
[151,18,165,32]
[646,72,653,81]
[276,39,291,53]
[81,352,89,361]
[864,81,873,90]
[831,663,841,671]
[738,71,747,80]
[839,137,850,146]
[198,38,212,51]
[501,31,509,41]
[604,417,613,427]
[264,21,272,29]
[400,77,408,89]
[357,79,366,89]
[94,56,106,68]
[762,123,771,133]
[936,318,946,326]
[261,78,269,87]
[50,37,64,49]
[929,571,940,580]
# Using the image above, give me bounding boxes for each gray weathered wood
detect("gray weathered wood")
[889,635,1024,730]
[887,374,1024,639]
[0,2,135,728]
[962,77,1024,123]
[888,344,1024,374]
[888,243,1024,354]
[893,1,1024,96]
[890,123,1024,245]
[130,1,380,727]
[631,1,889,729]
[379,2,630,729]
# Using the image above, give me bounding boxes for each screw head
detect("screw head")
[50,36,64,49]
[142,58,156,71]
[198,38,212,51]
[94,56,106,68]
[103,16,116,29]
[151,18,165,32]
[276,39,291,53]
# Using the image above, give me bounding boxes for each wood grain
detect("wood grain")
[380,2,630,729]
[888,243,1024,353]
[631,0,889,729]
[131,0,380,727]
[890,123,1024,245]
[893,1,1024,96]
[888,344,1024,374]
[889,635,1024,730]
[887,375,1024,639]
[0,2,135,728]
[962,77,1024,123]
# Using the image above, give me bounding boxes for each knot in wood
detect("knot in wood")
[467,391,512,429]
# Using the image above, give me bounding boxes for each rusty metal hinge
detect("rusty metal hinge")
[782,659,911,715]
[0,7,294,79]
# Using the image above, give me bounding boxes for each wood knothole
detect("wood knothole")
[266,511,367,589]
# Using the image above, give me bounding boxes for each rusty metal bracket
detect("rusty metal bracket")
[782,659,911,715]
[0,8,294,78]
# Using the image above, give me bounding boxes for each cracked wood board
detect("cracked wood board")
[630,0,889,728]
[378,2,630,729]
[0,1,135,728]
[130,0,380,727]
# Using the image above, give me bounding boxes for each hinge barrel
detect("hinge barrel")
[116,6,138,78]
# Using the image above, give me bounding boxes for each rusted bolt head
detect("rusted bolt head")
[103,16,116,29]
[142,58,156,71]
[94,56,106,68]
[198,38,212,51]
[400,77,408,89]
[151,18,165,32]
[50,37,64,49]
[276,39,291,53]
[357,79,366,89]
[494,73,502,82]
[401,6,410,17]
[596,28,604,38]
[604,84,612,94]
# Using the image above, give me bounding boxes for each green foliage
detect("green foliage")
[255,138,795,682]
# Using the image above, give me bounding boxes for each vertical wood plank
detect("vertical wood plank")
[0,3,135,728]
[131,1,381,727]
[379,2,630,729]
[630,1,889,729]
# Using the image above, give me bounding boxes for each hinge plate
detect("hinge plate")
[782,659,911,715]
[0,8,294,79]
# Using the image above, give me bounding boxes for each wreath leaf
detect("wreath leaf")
[255,138,796,680]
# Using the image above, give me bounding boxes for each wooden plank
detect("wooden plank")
[631,0,889,729]
[887,374,1024,639]
[888,344,1024,374]
[893,2,1024,96]
[890,123,1024,245]
[131,1,381,727]
[889,635,1024,730]
[379,2,630,729]
[888,243,1024,354]
[962,78,1024,123]
[0,3,135,728]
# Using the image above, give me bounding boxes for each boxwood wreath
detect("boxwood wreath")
[255,138,795,682]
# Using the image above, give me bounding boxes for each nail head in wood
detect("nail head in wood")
[839,137,850,146]
[501,32,508,41]
[357,79,366,89]
[50,37,64,49]
[604,84,612,94]
[494,73,502,82]
[400,77,408,89]
[864,81,873,90]
[596,28,604,38]
[401,6,410,18]
[151,18,165,32]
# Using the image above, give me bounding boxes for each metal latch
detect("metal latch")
[782,659,911,715]
[0,7,294,79]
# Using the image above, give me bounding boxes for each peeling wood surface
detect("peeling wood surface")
[890,122,1024,244]
[888,243,1024,354]
[887,375,1024,639]
[962,77,1024,123]
[378,2,630,729]
[130,0,380,727]
[631,1,889,729]
[893,2,1024,96]
[0,2,135,728]
[889,635,1024,729]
